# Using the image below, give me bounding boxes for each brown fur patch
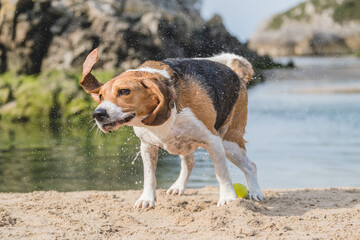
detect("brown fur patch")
[80,48,104,102]
[177,80,217,135]
[140,78,174,126]
[222,87,249,149]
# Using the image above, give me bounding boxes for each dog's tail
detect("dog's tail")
[203,53,254,84]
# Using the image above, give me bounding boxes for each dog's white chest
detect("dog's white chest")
[134,108,211,155]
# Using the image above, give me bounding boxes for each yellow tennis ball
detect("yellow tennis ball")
[233,183,248,198]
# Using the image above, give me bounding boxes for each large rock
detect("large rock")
[0,0,273,74]
[249,0,360,56]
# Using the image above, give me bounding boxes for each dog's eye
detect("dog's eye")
[117,89,130,96]
[99,94,103,101]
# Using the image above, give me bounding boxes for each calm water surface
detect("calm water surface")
[0,57,359,192]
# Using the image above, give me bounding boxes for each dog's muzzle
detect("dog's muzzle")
[93,107,136,132]
[93,108,108,121]
[102,112,136,129]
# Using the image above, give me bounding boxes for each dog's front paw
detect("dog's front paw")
[134,194,156,209]
[166,182,185,196]
[217,189,237,206]
[166,186,184,196]
[217,195,237,206]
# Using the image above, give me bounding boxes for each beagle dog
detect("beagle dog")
[80,49,264,208]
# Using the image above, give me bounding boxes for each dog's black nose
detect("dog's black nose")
[93,108,108,121]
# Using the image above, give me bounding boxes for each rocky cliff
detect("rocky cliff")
[249,0,360,56]
[0,0,273,75]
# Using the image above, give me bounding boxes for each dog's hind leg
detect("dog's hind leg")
[221,86,264,201]
[223,140,264,201]
[167,153,195,195]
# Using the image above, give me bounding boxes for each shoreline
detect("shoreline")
[1,186,359,239]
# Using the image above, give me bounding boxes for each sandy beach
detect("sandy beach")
[0,187,359,239]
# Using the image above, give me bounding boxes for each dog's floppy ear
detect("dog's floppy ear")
[141,79,174,126]
[80,48,103,102]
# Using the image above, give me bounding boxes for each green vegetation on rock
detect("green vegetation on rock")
[267,1,311,30]
[333,0,360,23]
[267,0,360,30]
[267,15,284,30]
[0,70,117,123]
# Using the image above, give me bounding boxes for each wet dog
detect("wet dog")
[80,49,264,208]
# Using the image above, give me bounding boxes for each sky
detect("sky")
[201,0,305,42]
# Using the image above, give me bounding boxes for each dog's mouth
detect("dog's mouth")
[102,113,136,132]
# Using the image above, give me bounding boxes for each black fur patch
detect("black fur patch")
[162,59,240,130]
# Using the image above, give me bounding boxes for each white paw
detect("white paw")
[166,184,185,196]
[217,195,237,206]
[248,186,265,201]
[217,189,237,206]
[134,195,156,209]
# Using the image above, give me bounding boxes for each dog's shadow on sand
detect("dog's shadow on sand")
[251,188,360,217]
